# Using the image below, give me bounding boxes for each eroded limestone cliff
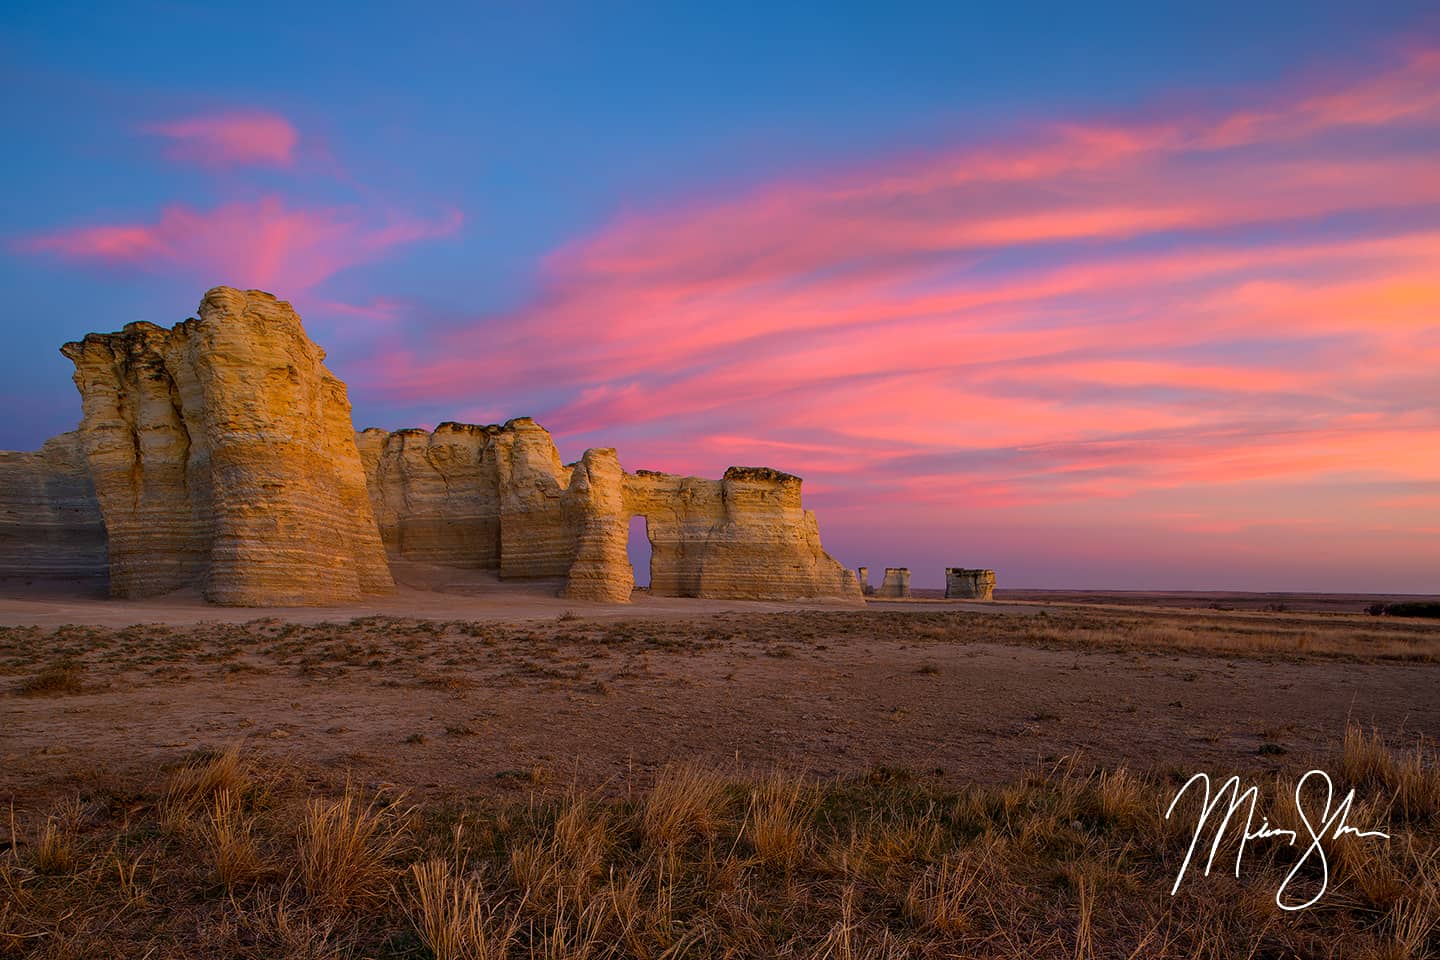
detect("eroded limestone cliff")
[356,422,503,567]
[4,286,858,606]
[358,422,860,602]
[60,287,394,604]
[624,467,857,600]
[0,431,107,580]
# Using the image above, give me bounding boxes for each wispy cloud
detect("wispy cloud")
[143,110,300,169]
[18,197,462,292]
[347,48,1440,585]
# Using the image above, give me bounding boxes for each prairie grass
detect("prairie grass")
[1341,724,1440,823]
[1,727,1436,958]
[158,743,252,832]
[14,661,83,697]
[296,786,412,911]
[203,789,262,890]
[409,857,519,960]
[746,772,813,870]
[639,763,729,850]
[31,797,80,875]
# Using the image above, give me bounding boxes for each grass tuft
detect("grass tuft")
[16,661,84,697]
[409,858,519,960]
[296,785,411,911]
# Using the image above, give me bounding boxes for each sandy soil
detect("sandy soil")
[991,588,1436,614]
[0,564,1027,629]
[4,597,1436,813]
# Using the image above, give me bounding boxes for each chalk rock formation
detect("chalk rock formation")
[61,287,393,604]
[61,321,207,596]
[946,567,995,600]
[357,418,579,579]
[356,422,503,567]
[494,418,576,579]
[877,567,911,598]
[358,422,861,602]
[625,467,857,600]
[562,448,633,602]
[0,431,107,579]
[856,566,871,595]
[10,285,855,606]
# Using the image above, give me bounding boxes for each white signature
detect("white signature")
[1165,769,1390,910]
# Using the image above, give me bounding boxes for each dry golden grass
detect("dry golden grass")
[30,797,81,876]
[1342,725,1440,823]
[158,743,251,832]
[639,763,729,850]
[509,791,611,910]
[408,857,519,960]
[14,661,84,697]
[745,773,813,870]
[203,789,262,890]
[904,849,985,936]
[1,726,1436,958]
[296,785,411,911]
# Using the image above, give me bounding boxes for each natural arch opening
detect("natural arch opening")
[627,515,651,591]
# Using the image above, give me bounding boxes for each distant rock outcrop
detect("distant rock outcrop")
[60,287,394,604]
[877,567,911,598]
[946,568,995,600]
[0,431,107,580]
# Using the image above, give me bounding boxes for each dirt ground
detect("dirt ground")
[991,588,1435,614]
[3,583,1437,813]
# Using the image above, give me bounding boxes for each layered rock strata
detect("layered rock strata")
[6,285,857,606]
[562,448,633,602]
[358,425,860,602]
[877,567,911,598]
[946,567,996,600]
[624,467,856,600]
[356,422,503,567]
[60,287,393,604]
[0,431,107,579]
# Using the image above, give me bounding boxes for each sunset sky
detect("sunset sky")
[2,3,1437,592]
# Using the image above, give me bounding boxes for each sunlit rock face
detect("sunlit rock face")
[11,285,856,606]
[0,431,107,580]
[493,417,577,580]
[359,422,862,603]
[624,467,859,600]
[356,422,503,568]
[60,320,207,597]
[60,287,394,604]
[562,448,633,603]
[358,417,577,579]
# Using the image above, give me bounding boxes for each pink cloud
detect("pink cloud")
[18,196,462,293]
[340,47,1440,588]
[144,111,300,168]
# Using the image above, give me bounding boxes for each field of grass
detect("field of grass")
[3,605,1437,957]
[2,725,1437,959]
[2,605,1438,688]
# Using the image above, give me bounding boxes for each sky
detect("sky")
[2,2,1438,592]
